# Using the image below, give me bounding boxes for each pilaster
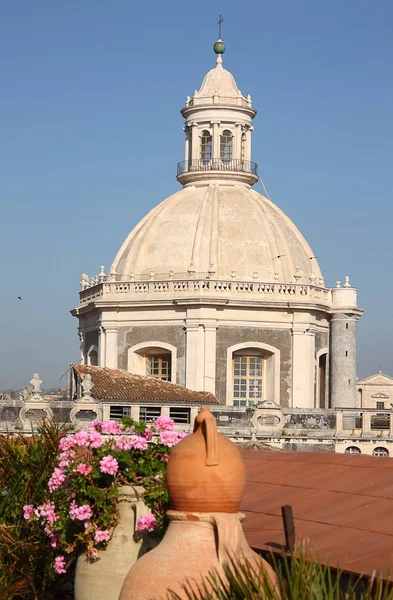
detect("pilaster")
[105,324,119,369]
[211,121,221,159]
[203,325,217,394]
[291,326,315,408]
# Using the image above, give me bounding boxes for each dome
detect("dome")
[190,53,251,108]
[110,184,324,286]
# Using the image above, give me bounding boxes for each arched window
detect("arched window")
[128,342,177,383]
[345,446,361,454]
[87,346,98,366]
[200,130,212,163]
[220,130,233,162]
[373,447,389,457]
[241,132,247,161]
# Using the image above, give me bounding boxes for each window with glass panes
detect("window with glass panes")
[146,355,171,381]
[233,355,263,406]
[200,130,212,162]
[220,130,233,162]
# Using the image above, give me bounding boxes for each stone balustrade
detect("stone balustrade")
[79,278,332,306]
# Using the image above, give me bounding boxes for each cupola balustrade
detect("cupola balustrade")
[177,158,258,177]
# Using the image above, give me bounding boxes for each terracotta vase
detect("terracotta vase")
[119,408,279,600]
[166,406,246,512]
[119,510,278,600]
[74,486,157,600]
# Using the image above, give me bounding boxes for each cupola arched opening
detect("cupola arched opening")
[127,341,177,384]
[200,130,212,163]
[220,129,233,163]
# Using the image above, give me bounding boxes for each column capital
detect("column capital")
[210,120,221,126]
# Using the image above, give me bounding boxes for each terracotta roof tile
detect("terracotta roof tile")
[72,364,218,404]
[240,451,393,577]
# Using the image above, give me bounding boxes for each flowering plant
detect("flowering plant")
[23,416,187,576]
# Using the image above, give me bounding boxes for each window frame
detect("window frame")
[220,129,233,163]
[372,446,389,457]
[169,407,191,425]
[345,446,361,455]
[109,405,131,420]
[232,354,264,407]
[139,406,162,423]
[200,130,212,163]
[145,354,172,381]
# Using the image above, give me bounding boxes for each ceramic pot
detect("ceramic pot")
[119,510,278,600]
[74,486,157,600]
[166,407,246,512]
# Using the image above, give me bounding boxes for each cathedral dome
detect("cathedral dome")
[110,183,323,286]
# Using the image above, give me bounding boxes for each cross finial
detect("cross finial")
[217,14,223,39]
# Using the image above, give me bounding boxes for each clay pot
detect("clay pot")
[166,407,245,512]
[74,486,157,600]
[119,511,278,600]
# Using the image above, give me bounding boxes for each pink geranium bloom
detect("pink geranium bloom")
[89,430,102,448]
[101,421,120,435]
[54,556,66,574]
[100,455,118,475]
[130,435,148,450]
[94,529,111,542]
[144,428,153,441]
[136,513,157,532]
[48,467,66,492]
[23,504,34,521]
[74,430,89,447]
[37,501,58,525]
[75,463,93,475]
[155,415,174,431]
[59,436,76,452]
[69,501,92,521]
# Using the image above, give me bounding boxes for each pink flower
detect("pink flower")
[100,455,118,475]
[136,513,157,532]
[155,415,174,431]
[130,435,148,450]
[74,430,89,447]
[59,449,75,468]
[69,501,92,521]
[59,436,76,452]
[160,430,187,447]
[89,430,102,448]
[94,530,111,542]
[101,421,120,435]
[54,556,66,574]
[50,534,59,548]
[144,428,153,441]
[159,430,179,447]
[48,467,66,492]
[37,502,58,525]
[23,504,34,521]
[75,463,93,475]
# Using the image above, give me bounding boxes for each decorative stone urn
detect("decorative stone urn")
[75,486,157,600]
[119,408,278,600]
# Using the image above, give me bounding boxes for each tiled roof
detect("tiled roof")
[240,451,393,577]
[72,364,218,404]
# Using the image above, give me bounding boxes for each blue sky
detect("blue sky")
[1,1,392,389]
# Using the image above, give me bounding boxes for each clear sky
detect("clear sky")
[1,0,392,390]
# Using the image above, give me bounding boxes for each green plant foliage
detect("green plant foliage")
[165,552,393,600]
[0,422,73,599]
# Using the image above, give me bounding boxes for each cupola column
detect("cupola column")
[211,121,220,159]
[190,123,199,161]
[184,127,190,163]
[235,123,242,161]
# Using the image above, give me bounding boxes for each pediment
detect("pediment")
[256,400,281,410]
[371,393,390,399]
[357,372,393,386]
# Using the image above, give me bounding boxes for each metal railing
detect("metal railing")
[177,158,258,177]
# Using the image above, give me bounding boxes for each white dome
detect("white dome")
[111,184,323,286]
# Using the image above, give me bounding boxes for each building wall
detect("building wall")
[215,326,292,406]
[117,325,186,386]
[85,329,99,354]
